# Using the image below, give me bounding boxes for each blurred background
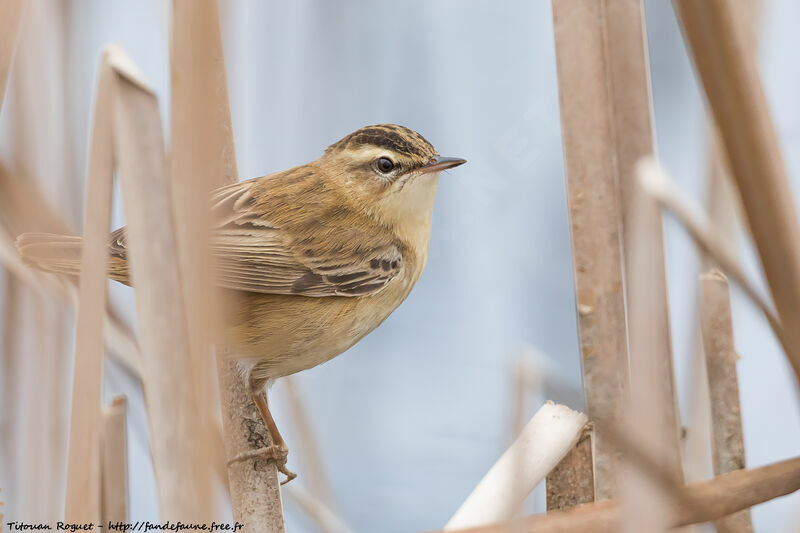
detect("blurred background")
[1,1,798,531]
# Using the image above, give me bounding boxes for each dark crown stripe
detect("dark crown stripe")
[327,124,436,159]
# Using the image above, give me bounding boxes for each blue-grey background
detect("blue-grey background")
[1,1,798,531]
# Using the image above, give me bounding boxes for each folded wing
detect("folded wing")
[109,178,404,297]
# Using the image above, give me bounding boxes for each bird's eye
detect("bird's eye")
[376,157,395,173]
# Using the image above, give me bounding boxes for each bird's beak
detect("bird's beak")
[419,156,467,174]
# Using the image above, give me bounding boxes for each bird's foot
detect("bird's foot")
[227,442,297,484]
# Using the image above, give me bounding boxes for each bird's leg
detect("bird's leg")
[251,382,296,484]
[227,378,297,484]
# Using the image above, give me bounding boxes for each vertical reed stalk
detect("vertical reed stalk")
[169,0,236,502]
[620,161,679,533]
[64,46,115,523]
[220,358,286,531]
[604,0,683,484]
[2,3,74,521]
[109,47,214,521]
[170,0,285,528]
[550,0,632,502]
[700,271,753,533]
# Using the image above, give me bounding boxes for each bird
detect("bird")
[16,123,466,483]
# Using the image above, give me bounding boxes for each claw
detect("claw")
[278,465,297,485]
[227,443,296,484]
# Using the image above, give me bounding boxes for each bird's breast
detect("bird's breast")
[226,252,425,379]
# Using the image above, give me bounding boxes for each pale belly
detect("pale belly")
[225,274,416,386]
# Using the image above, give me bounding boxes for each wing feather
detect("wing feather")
[109,177,404,297]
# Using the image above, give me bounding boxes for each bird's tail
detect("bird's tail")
[16,232,84,276]
[15,232,131,284]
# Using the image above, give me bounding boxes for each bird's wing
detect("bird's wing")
[109,179,404,297]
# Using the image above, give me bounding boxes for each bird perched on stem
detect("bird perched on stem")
[17,123,465,482]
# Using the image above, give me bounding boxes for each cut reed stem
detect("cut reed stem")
[436,456,800,533]
[699,271,753,533]
[444,402,588,530]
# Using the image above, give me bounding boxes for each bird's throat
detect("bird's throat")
[372,173,439,256]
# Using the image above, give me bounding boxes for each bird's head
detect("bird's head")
[319,124,465,234]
